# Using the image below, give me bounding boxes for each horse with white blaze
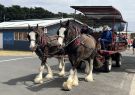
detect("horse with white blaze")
[27,24,65,84]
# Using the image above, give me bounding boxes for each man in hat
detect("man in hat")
[99,25,112,50]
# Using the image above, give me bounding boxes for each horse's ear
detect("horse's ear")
[28,24,31,30]
[60,20,62,24]
[66,20,70,26]
[28,24,33,31]
[36,24,39,28]
[60,20,62,26]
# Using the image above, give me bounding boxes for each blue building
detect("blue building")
[0,18,83,50]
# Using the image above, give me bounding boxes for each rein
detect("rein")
[64,35,80,47]
[57,35,64,39]
[37,33,64,56]
[45,34,59,42]
[30,39,36,41]
[63,26,81,48]
[38,34,48,48]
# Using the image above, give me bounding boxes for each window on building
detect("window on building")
[14,32,28,41]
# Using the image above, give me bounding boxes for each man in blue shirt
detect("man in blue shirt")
[99,25,112,50]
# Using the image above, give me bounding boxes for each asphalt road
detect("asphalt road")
[0,49,135,95]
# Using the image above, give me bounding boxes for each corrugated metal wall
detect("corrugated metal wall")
[14,41,30,50]
[3,32,14,50]
[2,29,30,50]
[0,21,82,51]
[0,32,3,49]
[1,24,60,51]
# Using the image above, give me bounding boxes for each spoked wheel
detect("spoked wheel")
[104,57,112,72]
[115,53,122,67]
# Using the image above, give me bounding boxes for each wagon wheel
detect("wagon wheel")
[115,53,122,67]
[104,57,112,72]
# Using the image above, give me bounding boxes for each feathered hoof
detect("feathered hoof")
[59,72,65,77]
[72,81,79,87]
[63,81,73,91]
[59,67,62,71]
[34,77,43,84]
[85,68,89,74]
[46,74,53,79]
[39,80,43,84]
[59,64,62,71]
[85,76,93,82]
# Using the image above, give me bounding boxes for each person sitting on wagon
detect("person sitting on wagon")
[98,25,112,50]
[80,24,93,35]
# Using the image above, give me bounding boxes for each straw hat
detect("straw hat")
[103,25,110,31]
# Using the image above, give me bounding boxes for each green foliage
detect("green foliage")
[0,4,5,21]
[0,4,85,22]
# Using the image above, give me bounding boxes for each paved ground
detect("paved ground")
[0,49,135,95]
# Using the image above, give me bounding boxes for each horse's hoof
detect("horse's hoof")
[85,69,89,74]
[46,74,53,79]
[59,65,62,71]
[85,76,93,82]
[59,72,65,77]
[59,67,62,71]
[39,80,43,84]
[34,78,42,83]
[72,81,79,86]
[63,82,72,91]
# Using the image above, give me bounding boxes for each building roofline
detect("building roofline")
[0,18,74,29]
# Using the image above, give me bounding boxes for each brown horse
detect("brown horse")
[57,20,97,90]
[27,25,65,84]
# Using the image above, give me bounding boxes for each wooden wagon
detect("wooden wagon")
[71,6,128,72]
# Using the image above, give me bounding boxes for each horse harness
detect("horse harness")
[63,27,96,54]
[36,33,65,57]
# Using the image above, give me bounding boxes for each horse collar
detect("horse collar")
[64,35,81,47]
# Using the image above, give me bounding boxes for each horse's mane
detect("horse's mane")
[68,21,81,35]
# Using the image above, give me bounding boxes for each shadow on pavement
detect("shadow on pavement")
[2,73,64,91]
[3,55,135,92]
[2,72,85,92]
[111,56,135,73]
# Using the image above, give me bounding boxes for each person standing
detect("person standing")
[132,37,135,54]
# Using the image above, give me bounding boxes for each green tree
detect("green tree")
[0,4,85,22]
[0,4,5,21]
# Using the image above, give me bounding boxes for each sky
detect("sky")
[0,0,135,31]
